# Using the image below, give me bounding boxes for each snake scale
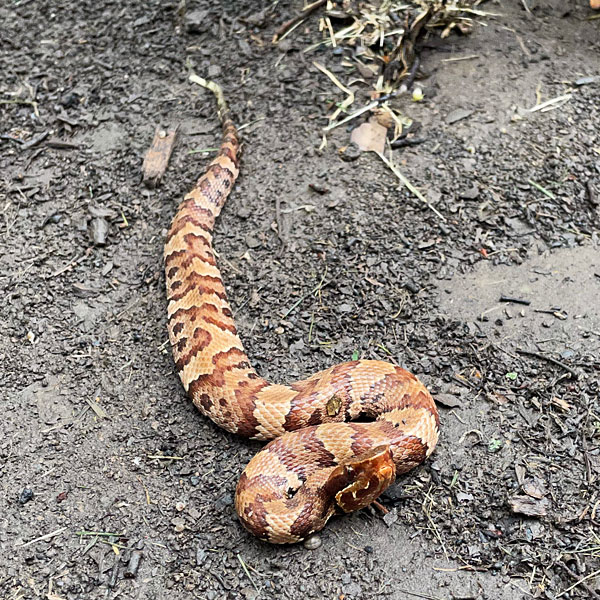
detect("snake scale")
[164,77,440,544]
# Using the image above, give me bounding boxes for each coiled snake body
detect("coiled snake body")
[165,77,439,544]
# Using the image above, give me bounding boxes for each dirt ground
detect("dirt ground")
[1,1,599,599]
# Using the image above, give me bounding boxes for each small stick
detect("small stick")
[21,131,49,150]
[274,196,286,257]
[528,93,572,113]
[313,61,355,122]
[441,54,480,63]
[46,138,80,150]
[323,100,378,132]
[499,295,530,305]
[377,151,446,222]
[17,527,66,548]
[282,271,329,318]
[391,137,427,149]
[236,553,260,595]
[75,530,123,537]
[146,454,184,460]
[272,0,326,43]
[516,349,579,380]
[45,247,92,279]
[528,179,556,200]
[125,544,144,579]
[556,567,600,599]
[372,500,389,514]
[558,562,600,600]
[395,588,446,600]
[323,86,410,132]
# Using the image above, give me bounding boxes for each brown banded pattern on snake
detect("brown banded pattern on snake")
[165,76,440,544]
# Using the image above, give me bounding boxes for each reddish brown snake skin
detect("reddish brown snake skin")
[165,76,440,544]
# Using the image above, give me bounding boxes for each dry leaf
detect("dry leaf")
[350,118,388,154]
[491,391,509,404]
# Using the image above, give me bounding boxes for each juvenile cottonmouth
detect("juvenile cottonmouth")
[165,76,439,544]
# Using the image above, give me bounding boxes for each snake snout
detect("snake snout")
[332,446,396,513]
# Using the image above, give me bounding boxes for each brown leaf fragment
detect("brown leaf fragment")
[492,391,509,404]
[142,126,179,188]
[355,61,378,80]
[522,478,547,499]
[509,495,550,517]
[435,393,461,408]
[350,118,387,154]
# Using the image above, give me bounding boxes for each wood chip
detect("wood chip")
[509,494,550,517]
[142,126,178,188]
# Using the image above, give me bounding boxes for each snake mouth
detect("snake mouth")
[330,446,396,513]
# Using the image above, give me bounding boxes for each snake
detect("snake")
[164,76,440,544]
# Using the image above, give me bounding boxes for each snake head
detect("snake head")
[327,446,396,513]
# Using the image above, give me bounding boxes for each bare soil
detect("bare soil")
[1,1,599,599]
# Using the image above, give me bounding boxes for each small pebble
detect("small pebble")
[90,217,109,246]
[339,142,361,162]
[303,535,322,550]
[18,488,34,504]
